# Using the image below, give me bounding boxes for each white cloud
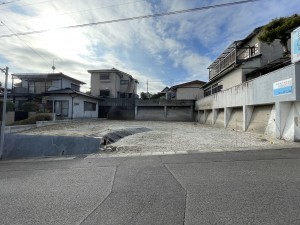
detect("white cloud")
[0,0,298,93]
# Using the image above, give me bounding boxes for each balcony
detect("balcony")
[209,44,260,80]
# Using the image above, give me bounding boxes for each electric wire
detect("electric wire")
[1,21,52,66]
[1,0,146,21]
[0,0,260,38]
[0,0,22,6]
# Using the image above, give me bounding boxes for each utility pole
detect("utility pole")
[0,66,8,160]
[146,80,149,99]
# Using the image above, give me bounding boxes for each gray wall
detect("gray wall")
[135,106,194,121]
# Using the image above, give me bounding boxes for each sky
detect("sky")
[0,0,298,94]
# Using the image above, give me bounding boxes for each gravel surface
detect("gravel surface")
[19,119,300,155]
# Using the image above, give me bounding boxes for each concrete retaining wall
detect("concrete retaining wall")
[135,106,194,121]
[2,134,100,159]
[196,64,299,110]
[195,63,300,141]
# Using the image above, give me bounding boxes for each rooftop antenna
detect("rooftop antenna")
[52,59,56,73]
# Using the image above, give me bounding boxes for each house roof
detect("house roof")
[11,72,86,85]
[87,68,139,83]
[44,88,99,100]
[159,87,170,93]
[170,80,206,90]
[208,26,263,69]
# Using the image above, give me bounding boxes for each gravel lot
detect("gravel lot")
[19,119,300,155]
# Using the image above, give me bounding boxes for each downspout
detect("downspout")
[69,93,78,120]
[71,96,74,120]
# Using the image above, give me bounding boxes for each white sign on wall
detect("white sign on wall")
[291,26,300,63]
[273,78,293,96]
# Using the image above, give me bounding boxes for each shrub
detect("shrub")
[0,101,15,112]
[21,102,40,112]
[14,114,53,125]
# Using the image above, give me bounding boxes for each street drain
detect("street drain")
[102,127,152,145]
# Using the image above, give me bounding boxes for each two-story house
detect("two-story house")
[202,26,288,97]
[11,72,99,119]
[161,80,206,100]
[195,25,299,141]
[88,68,138,98]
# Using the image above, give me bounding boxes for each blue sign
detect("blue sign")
[273,78,293,96]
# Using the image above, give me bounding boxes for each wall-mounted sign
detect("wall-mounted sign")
[273,78,292,96]
[291,26,300,63]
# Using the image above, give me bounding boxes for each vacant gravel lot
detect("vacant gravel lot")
[20,119,299,155]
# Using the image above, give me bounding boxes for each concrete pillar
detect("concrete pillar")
[224,107,232,128]
[275,101,292,139]
[243,105,254,131]
[135,106,138,118]
[204,110,208,123]
[212,108,219,125]
[164,106,167,119]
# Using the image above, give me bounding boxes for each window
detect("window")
[84,101,96,111]
[46,100,53,112]
[250,43,259,56]
[71,83,80,91]
[120,80,129,85]
[28,81,35,93]
[100,90,110,97]
[204,89,211,97]
[204,81,223,97]
[54,100,69,117]
[100,73,110,81]
[119,92,126,98]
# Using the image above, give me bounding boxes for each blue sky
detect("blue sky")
[0,0,298,93]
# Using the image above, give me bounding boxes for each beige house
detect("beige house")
[88,68,138,98]
[203,26,288,96]
[161,80,206,100]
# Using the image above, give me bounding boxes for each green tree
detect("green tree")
[21,102,40,112]
[0,101,14,112]
[258,14,300,56]
[140,92,152,99]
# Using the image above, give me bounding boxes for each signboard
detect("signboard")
[273,78,292,96]
[291,26,300,63]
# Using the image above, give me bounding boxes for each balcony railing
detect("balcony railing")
[209,45,260,80]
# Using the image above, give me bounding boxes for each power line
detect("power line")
[0,0,22,6]
[0,0,54,10]
[1,21,52,66]
[0,0,260,39]
[0,0,146,23]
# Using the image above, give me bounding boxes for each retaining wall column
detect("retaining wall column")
[164,106,167,119]
[243,105,254,132]
[135,106,138,118]
[212,109,219,125]
[275,101,292,139]
[224,107,232,128]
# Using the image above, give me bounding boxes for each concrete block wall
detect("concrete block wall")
[135,106,194,121]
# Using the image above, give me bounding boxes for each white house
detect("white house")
[10,72,99,119]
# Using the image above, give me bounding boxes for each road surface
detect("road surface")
[1,148,300,225]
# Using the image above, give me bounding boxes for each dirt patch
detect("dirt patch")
[19,119,299,155]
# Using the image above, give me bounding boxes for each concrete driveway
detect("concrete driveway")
[1,148,300,224]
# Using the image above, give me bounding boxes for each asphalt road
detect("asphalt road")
[1,149,300,225]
